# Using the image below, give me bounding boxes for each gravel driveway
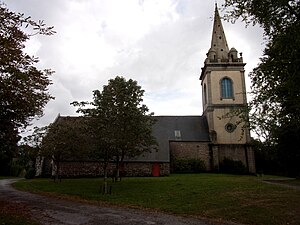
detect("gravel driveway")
[0,179,238,225]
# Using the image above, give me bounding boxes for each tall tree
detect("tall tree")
[41,117,89,181]
[224,0,300,176]
[0,2,55,175]
[72,76,157,186]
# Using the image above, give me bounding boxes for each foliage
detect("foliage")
[72,76,157,182]
[40,117,90,179]
[224,0,300,176]
[14,174,300,225]
[253,139,281,175]
[219,158,248,175]
[173,158,206,173]
[9,160,23,177]
[0,2,55,175]
[25,167,35,179]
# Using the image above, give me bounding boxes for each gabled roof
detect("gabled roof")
[132,115,210,162]
[50,115,210,162]
[153,116,210,142]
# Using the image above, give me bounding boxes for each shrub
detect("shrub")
[173,159,206,173]
[10,163,23,177]
[25,168,36,179]
[219,158,248,175]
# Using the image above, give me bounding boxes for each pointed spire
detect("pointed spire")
[208,4,229,61]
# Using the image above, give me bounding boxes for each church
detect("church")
[37,5,256,177]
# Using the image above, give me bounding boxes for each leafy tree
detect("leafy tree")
[0,2,55,175]
[72,76,157,190]
[22,126,49,177]
[224,0,300,176]
[40,117,90,181]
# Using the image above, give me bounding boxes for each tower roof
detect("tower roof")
[209,3,229,60]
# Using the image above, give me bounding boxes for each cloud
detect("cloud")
[3,0,265,136]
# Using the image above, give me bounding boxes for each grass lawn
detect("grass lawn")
[14,174,300,225]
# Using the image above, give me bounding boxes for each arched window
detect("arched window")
[221,77,233,99]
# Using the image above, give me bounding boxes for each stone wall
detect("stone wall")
[122,162,170,176]
[170,142,256,174]
[211,144,256,173]
[49,161,170,177]
[218,144,247,165]
[246,146,256,173]
[169,141,211,171]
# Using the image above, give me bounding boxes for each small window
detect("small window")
[221,77,233,99]
[174,130,181,140]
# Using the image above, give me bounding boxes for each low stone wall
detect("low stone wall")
[52,161,170,177]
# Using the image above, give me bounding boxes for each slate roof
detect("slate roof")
[129,116,210,162]
[153,116,210,142]
[52,115,210,163]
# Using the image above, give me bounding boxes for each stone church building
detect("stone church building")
[37,5,256,177]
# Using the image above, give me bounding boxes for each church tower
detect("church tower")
[200,4,255,173]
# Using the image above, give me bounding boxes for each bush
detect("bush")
[10,163,23,177]
[219,158,248,175]
[173,159,206,173]
[25,168,36,179]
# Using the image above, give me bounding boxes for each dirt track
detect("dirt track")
[0,178,238,225]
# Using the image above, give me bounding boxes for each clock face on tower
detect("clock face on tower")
[225,123,236,133]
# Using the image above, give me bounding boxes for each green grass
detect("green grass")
[14,174,300,225]
[0,176,13,179]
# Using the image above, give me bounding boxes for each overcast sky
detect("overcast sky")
[4,0,264,135]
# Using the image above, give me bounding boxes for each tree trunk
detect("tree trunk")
[115,161,120,182]
[115,155,122,182]
[54,160,60,182]
[102,161,108,194]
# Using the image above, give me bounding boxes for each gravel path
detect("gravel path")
[0,179,238,225]
[262,178,300,191]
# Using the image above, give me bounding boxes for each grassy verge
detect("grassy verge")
[0,176,13,179]
[14,174,300,225]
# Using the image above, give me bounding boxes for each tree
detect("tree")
[224,0,300,176]
[21,126,48,177]
[0,2,55,175]
[41,117,89,181]
[72,76,157,190]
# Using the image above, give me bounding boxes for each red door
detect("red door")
[152,163,160,177]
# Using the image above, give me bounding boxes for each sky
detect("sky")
[4,0,265,135]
